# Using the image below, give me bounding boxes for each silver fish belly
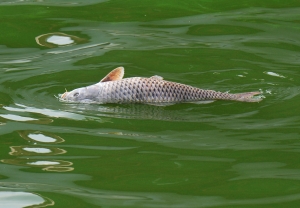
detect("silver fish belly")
[60,67,262,104]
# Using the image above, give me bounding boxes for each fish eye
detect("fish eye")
[74,92,79,97]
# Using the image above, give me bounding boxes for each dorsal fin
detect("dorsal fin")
[150,75,163,80]
[100,67,124,82]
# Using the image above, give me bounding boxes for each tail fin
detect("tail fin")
[232,91,262,102]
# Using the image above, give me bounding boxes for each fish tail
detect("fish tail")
[231,91,262,102]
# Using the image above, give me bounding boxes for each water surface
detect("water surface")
[1,1,300,207]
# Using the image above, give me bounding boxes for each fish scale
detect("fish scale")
[98,77,234,104]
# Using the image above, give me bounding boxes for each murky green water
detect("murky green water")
[1,1,300,207]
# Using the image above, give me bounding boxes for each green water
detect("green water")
[1,1,300,207]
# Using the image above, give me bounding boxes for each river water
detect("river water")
[1,1,300,207]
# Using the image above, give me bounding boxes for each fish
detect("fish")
[59,67,262,105]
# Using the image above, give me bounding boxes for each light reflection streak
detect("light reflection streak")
[2,131,73,173]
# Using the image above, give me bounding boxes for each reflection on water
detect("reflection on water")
[28,133,58,143]
[264,71,286,79]
[0,0,108,6]
[1,7,299,85]
[0,191,54,208]
[35,32,88,48]
[231,162,300,181]
[19,130,65,143]
[1,180,300,207]
[0,114,38,122]
[22,147,53,154]
[1,129,73,172]
[2,103,103,122]
[8,145,67,158]
[63,102,260,123]
[1,159,73,172]
[47,35,74,45]
[66,103,186,121]
[0,112,53,124]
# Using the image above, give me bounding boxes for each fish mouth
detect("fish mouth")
[61,92,67,99]
[56,91,68,102]
[60,88,69,99]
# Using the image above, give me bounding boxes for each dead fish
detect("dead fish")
[59,67,262,105]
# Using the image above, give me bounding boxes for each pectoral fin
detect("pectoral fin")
[100,67,124,82]
[189,100,215,104]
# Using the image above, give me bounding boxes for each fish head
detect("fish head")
[59,66,124,103]
[60,86,100,103]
